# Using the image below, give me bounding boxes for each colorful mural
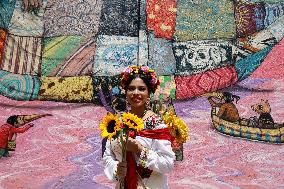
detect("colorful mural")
[0,0,284,188]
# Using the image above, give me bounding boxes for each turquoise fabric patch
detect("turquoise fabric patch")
[0,0,16,29]
[235,47,273,81]
[148,32,176,75]
[0,70,40,100]
[174,0,236,41]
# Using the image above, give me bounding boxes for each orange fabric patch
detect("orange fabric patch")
[146,0,177,40]
[0,29,7,63]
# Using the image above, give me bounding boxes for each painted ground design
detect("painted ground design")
[0,40,284,189]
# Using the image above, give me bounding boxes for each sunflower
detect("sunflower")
[100,113,121,139]
[162,110,189,144]
[121,112,144,132]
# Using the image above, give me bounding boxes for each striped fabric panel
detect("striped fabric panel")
[0,34,42,75]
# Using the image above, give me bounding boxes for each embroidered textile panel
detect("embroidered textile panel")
[148,32,176,75]
[174,0,236,41]
[173,40,233,76]
[235,46,273,81]
[0,70,40,100]
[175,66,238,100]
[44,0,103,37]
[98,0,139,37]
[42,36,94,77]
[93,34,147,76]
[0,34,42,75]
[235,2,265,37]
[8,0,47,37]
[0,0,16,29]
[38,76,93,102]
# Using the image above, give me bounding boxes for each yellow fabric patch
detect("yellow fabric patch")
[38,76,93,102]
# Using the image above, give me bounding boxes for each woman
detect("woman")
[208,92,240,122]
[103,65,175,189]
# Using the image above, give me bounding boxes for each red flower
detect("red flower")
[128,131,135,138]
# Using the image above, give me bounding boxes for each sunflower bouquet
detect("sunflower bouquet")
[162,107,189,144]
[100,112,144,188]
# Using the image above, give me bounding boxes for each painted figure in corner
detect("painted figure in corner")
[208,92,240,123]
[0,114,51,158]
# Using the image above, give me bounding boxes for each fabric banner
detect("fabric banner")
[235,2,265,37]
[0,34,42,75]
[174,0,236,41]
[93,33,147,76]
[8,0,47,37]
[38,76,93,102]
[98,0,138,37]
[173,40,233,76]
[0,70,40,100]
[44,0,103,37]
[0,0,16,29]
[148,32,176,75]
[175,66,238,100]
[42,36,94,77]
[235,46,273,81]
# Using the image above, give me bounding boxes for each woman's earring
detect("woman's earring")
[126,99,131,111]
[145,99,151,110]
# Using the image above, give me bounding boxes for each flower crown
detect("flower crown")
[120,65,160,92]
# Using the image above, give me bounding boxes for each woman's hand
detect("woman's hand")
[126,137,143,155]
[116,161,127,178]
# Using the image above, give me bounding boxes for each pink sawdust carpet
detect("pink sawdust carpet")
[0,41,284,189]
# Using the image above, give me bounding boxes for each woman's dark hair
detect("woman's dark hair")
[124,73,156,94]
[223,92,240,103]
[6,115,19,126]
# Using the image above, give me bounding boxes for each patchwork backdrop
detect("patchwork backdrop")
[0,0,283,188]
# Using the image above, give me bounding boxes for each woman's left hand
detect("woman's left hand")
[126,137,143,155]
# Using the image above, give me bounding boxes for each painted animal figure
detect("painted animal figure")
[251,99,275,129]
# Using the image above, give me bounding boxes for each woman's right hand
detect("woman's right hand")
[116,161,127,178]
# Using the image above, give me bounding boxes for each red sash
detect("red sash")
[124,128,174,189]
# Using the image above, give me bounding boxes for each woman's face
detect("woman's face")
[126,77,149,110]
